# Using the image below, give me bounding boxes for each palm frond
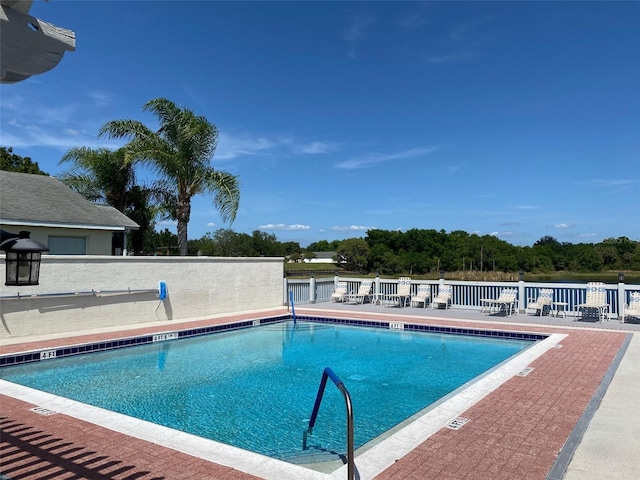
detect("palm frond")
[98,119,155,142]
[57,171,104,202]
[204,170,240,224]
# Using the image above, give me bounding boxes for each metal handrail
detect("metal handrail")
[303,367,354,480]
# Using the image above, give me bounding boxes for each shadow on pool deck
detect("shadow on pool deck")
[0,415,163,480]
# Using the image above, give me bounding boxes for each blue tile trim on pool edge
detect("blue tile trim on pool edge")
[298,315,547,341]
[0,313,545,367]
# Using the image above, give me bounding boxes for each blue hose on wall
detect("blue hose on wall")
[158,281,167,300]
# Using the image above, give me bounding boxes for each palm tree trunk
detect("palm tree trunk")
[176,197,191,255]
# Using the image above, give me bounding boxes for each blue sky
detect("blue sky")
[1,1,638,248]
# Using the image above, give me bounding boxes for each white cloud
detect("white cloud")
[344,12,376,58]
[336,146,438,169]
[88,91,112,107]
[554,223,575,229]
[0,92,118,151]
[490,230,517,238]
[296,141,339,155]
[423,16,492,65]
[206,222,216,228]
[448,16,493,42]
[259,224,311,231]
[216,133,281,160]
[215,133,339,160]
[395,10,427,30]
[0,123,117,151]
[572,179,637,187]
[344,12,375,42]
[330,225,373,232]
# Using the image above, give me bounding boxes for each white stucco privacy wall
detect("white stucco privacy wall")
[0,255,284,339]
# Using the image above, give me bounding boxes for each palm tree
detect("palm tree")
[58,146,157,254]
[98,98,240,255]
[59,147,134,207]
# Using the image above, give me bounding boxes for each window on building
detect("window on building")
[48,236,87,255]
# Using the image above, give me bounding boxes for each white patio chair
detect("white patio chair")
[481,288,518,316]
[345,280,373,305]
[622,292,640,323]
[526,288,554,317]
[385,277,412,308]
[410,284,431,308]
[330,281,348,303]
[431,284,452,310]
[576,282,609,322]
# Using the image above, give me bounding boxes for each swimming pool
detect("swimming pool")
[0,315,561,479]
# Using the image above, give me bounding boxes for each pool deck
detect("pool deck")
[1,304,639,480]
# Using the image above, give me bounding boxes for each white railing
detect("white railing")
[285,274,640,321]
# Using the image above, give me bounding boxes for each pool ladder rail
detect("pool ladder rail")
[303,367,355,480]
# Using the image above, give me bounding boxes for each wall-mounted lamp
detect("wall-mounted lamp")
[618,272,625,283]
[0,230,49,286]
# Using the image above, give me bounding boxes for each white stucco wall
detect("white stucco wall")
[0,255,284,339]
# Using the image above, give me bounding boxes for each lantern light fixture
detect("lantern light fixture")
[0,230,49,286]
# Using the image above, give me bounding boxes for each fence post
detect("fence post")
[518,271,525,313]
[375,272,380,299]
[618,272,625,322]
[310,273,316,304]
[283,273,289,307]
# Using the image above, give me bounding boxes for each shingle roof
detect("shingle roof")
[0,171,139,230]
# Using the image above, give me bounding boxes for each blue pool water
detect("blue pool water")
[1,321,532,463]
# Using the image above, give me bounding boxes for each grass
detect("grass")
[284,263,640,284]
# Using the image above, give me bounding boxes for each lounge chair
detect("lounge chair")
[576,282,609,322]
[480,288,518,316]
[622,291,640,323]
[330,281,348,303]
[385,277,412,308]
[526,288,554,316]
[410,284,431,308]
[431,284,452,310]
[345,280,373,305]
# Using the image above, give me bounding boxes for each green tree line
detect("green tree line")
[334,230,640,274]
[178,227,638,275]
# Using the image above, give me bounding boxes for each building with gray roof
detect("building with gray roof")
[1,171,139,255]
